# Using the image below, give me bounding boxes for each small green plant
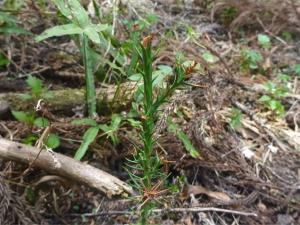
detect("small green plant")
[291,64,300,77]
[257,34,271,49]
[126,36,196,224]
[20,75,53,101]
[0,53,9,68]
[72,114,122,160]
[12,75,53,127]
[259,78,289,117]
[219,6,238,25]
[167,118,200,158]
[281,31,292,42]
[202,52,218,63]
[229,108,242,129]
[12,75,59,149]
[35,0,110,117]
[240,48,263,71]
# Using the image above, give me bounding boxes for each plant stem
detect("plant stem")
[140,44,155,189]
[82,33,97,117]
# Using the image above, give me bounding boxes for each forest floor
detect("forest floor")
[0,1,300,224]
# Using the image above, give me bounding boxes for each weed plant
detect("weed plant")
[35,0,109,117]
[12,75,60,148]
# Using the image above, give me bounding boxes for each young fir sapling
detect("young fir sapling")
[127,35,200,223]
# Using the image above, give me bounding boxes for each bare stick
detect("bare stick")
[0,138,133,197]
[153,207,257,217]
[67,207,257,217]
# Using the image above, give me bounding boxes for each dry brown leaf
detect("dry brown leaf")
[262,57,272,71]
[187,185,231,202]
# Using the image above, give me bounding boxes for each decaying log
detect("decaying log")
[0,82,136,116]
[0,138,133,197]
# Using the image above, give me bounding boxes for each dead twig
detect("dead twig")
[67,207,257,217]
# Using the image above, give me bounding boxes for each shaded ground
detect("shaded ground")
[0,1,300,224]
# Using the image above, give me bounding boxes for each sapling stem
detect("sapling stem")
[129,36,188,224]
[82,33,97,117]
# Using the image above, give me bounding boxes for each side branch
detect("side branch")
[0,138,133,197]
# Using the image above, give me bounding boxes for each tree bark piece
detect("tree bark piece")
[0,138,133,197]
[0,82,136,116]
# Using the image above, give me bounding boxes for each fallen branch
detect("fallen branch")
[0,82,136,117]
[0,138,133,197]
[153,207,257,217]
[67,207,257,217]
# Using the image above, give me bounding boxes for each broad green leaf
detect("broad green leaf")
[129,73,142,81]
[202,52,217,63]
[68,0,90,27]
[249,62,258,69]
[71,118,98,126]
[146,13,158,24]
[257,34,271,48]
[292,64,300,76]
[98,124,110,133]
[94,24,110,32]
[0,11,17,23]
[111,114,122,130]
[0,26,30,35]
[12,111,34,124]
[268,100,285,116]
[52,0,72,19]
[230,108,242,129]
[167,119,200,158]
[74,127,99,160]
[0,53,9,67]
[177,130,199,158]
[241,49,262,69]
[104,60,126,76]
[277,73,291,82]
[35,24,83,42]
[83,25,100,44]
[183,60,201,71]
[127,118,142,128]
[152,65,173,87]
[34,117,49,128]
[259,95,272,102]
[19,93,32,100]
[269,100,279,110]
[26,75,43,96]
[42,91,54,99]
[45,133,60,149]
[264,81,276,93]
[21,134,38,146]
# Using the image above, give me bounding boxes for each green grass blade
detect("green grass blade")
[74,127,99,160]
